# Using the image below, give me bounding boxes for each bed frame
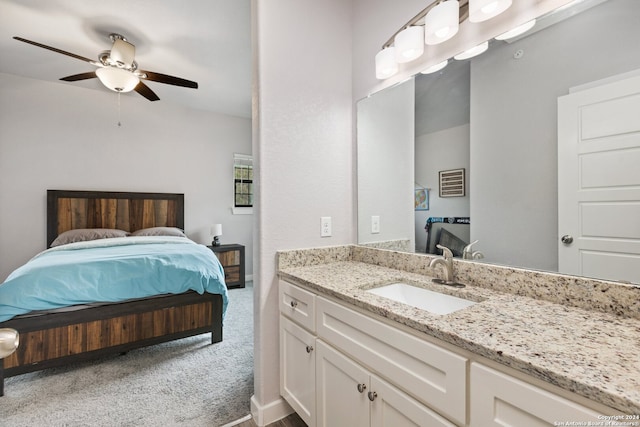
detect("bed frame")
[0,190,224,396]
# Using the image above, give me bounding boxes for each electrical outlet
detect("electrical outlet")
[321,217,332,237]
[371,216,380,234]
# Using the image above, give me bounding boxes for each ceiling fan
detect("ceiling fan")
[13,33,198,101]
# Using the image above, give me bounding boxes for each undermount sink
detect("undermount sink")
[366,282,476,315]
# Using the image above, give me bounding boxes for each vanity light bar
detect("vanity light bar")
[381,1,470,50]
[376,0,519,80]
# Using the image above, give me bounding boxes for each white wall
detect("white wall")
[252,0,353,423]
[357,78,415,247]
[0,72,253,281]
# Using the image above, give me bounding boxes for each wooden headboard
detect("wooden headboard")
[47,190,185,248]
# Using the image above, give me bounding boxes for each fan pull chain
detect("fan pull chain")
[117,91,122,127]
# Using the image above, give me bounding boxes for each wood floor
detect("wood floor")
[234,412,307,427]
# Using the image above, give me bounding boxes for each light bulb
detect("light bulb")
[375,47,398,79]
[421,60,448,74]
[469,0,512,23]
[425,1,460,45]
[481,1,498,14]
[394,26,424,63]
[454,41,489,60]
[495,19,536,40]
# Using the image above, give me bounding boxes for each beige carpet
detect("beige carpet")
[0,283,254,427]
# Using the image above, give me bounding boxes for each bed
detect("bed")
[0,190,228,396]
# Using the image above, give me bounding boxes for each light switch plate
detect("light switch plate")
[371,216,380,234]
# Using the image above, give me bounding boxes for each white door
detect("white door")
[558,74,640,283]
[316,341,369,427]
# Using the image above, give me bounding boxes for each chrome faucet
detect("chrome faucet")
[462,240,485,260]
[429,244,454,283]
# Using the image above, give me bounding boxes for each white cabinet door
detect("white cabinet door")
[470,363,601,426]
[316,340,369,427]
[370,375,456,427]
[316,296,467,425]
[280,315,316,427]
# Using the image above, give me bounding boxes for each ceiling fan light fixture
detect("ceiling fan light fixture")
[110,36,136,69]
[96,67,140,93]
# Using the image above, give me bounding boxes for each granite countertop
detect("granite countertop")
[279,260,640,415]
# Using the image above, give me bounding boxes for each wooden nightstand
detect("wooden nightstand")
[208,244,245,289]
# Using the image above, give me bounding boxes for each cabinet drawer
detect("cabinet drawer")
[279,280,316,332]
[470,363,601,426]
[224,266,241,284]
[216,249,240,266]
[316,297,467,426]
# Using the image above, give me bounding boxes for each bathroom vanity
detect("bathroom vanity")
[278,245,640,427]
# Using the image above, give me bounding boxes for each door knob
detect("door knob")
[305,345,314,354]
[290,300,298,308]
[561,235,574,244]
[357,383,366,393]
[368,391,377,401]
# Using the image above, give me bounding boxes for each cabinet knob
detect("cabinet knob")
[305,345,314,354]
[357,383,367,393]
[367,391,377,402]
[290,300,298,308]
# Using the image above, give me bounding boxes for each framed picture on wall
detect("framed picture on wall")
[415,188,429,210]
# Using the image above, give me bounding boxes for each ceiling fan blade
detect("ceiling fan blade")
[60,71,97,82]
[13,36,94,63]
[134,81,160,101]
[140,70,198,89]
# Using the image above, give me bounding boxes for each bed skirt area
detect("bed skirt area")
[0,291,224,396]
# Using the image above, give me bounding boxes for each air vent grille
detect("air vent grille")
[439,168,465,197]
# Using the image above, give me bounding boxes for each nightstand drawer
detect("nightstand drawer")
[224,266,241,284]
[217,250,241,266]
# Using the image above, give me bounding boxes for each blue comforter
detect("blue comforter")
[0,236,228,322]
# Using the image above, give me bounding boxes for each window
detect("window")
[233,154,253,211]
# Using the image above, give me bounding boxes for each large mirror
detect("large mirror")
[357,0,640,283]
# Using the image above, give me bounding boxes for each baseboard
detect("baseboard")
[220,414,252,427]
[250,395,293,426]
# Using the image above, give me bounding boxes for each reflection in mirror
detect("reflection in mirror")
[357,78,415,251]
[357,0,640,282]
[415,59,470,256]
